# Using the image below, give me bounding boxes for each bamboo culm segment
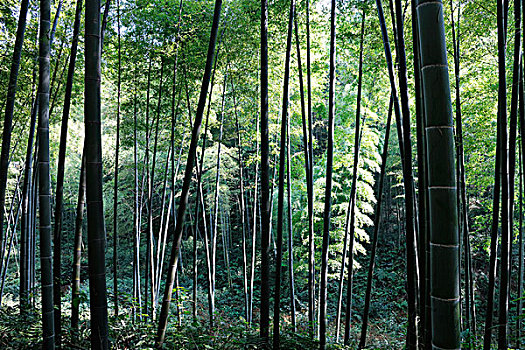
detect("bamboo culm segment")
[416,1,460,349]
[85,0,110,347]
[38,0,55,347]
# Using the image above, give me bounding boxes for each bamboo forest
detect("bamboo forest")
[0,0,524,348]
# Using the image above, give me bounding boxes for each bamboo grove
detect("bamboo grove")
[0,0,523,349]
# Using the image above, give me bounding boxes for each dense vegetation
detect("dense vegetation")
[0,0,523,348]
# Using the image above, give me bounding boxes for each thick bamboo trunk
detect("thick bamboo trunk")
[85,0,109,346]
[38,0,55,346]
[417,0,461,348]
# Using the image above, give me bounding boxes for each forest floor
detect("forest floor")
[0,304,405,349]
[0,230,410,349]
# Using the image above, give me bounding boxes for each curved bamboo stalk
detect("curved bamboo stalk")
[155,0,223,344]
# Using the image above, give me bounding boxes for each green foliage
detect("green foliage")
[0,306,41,349]
[2,0,524,348]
